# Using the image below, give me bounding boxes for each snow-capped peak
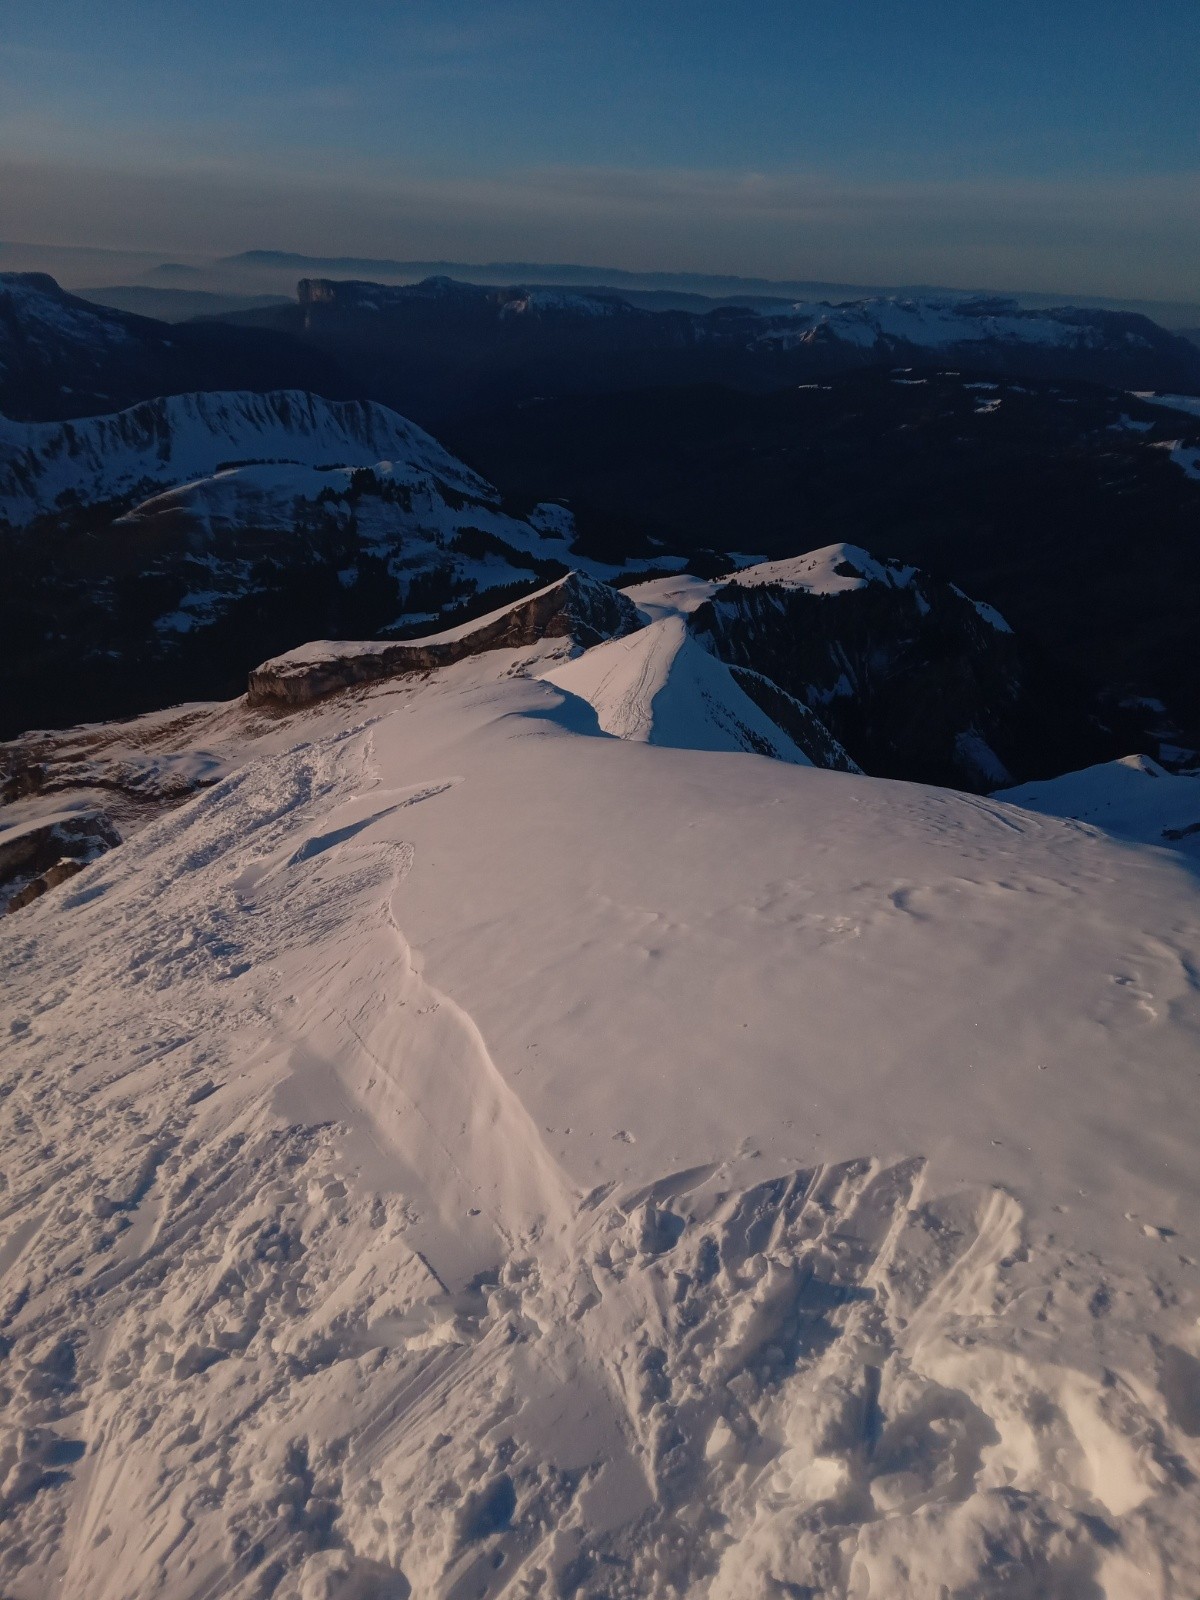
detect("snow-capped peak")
[727,543,919,595]
[542,613,814,762]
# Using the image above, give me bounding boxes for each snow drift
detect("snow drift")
[1,574,1198,1599]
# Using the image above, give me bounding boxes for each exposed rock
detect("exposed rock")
[247,572,642,708]
[690,545,1077,791]
[727,667,862,773]
[1,811,121,913]
[7,857,89,913]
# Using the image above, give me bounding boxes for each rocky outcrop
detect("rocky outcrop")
[727,667,862,773]
[689,545,1079,791]
[247,572,641,708]
[0,378,633,738]
[1,811,121,913]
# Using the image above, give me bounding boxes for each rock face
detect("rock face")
[689,545,1085,791]
[452,369,1200,767]
[726,667,862,773]
[247,572,642,707]
[248,548,1113,790]
[0,811,122,913]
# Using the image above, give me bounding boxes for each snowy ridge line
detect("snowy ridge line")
[0,389,486,528]
[246,571,641,708]
[542,613,818,764]
[726,543,921,596]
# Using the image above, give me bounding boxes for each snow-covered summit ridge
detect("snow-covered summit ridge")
[0,390,485,528]
[542,614,817,763]
[725,544,1014,632]
[499,288,621,318]
[293,275,1188,357]
[728,543,919,596]
[238,543,1019,784]
[999,753,1200,844]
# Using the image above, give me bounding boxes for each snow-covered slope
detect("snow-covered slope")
[999,753,1200,844]
[2,623,1198,1598]
[543,615,816,762]
[1134,391,1200,423]
[1,392,683,735]
[0,271,135,352]
[0,390,485,528]
[728,543,921,596]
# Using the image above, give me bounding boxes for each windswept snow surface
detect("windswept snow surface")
[2,639,1200,1598]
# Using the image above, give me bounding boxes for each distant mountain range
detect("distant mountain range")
[77,285,291,324]
[0,273,342,421]
[214,273,1200,431]
[212,250,1200,328]
[14,266,1199,435]
[3,269,1200,772]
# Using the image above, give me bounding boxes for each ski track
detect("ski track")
[2,712,1199,1597]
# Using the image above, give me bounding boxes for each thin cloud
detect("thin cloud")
[3,153,1197,302]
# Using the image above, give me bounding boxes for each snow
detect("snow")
[2,622,1199,1595]
[0,273,133,350]
[542,615,813,762]
[625,571,719,620]
[728,542,918,595]
[1109,414,1155,433]
[523,501,576,539]
[1145,439,1200,481]
[998,754,1200,844]
[153,588,229,634]
[949,584,1014,633]
[0,391,670,636]
[254,573,615,679]
[953,728,1012,787]
[499,290,619,318]
[1133,391,1200,422]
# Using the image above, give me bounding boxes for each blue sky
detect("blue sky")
[2,1,1197,297]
